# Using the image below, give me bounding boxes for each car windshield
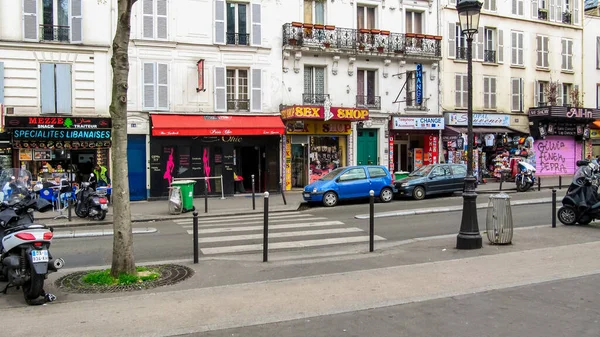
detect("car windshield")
[409,165,434,177]
[319,167,346,181]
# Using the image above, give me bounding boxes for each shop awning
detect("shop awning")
[151,114,285,136]
[444,126,526,135]
[593,121,600,129]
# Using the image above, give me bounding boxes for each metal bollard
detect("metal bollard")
[68,199,72,222]
[281,184,287,206]
[263,191,269,262]
[369,190,375,252]
[552,189,557,228]
[193,211,199,263]
[559,176,562,190]
[204,179,208,213]
[538,176,541,191]
[499,178,503,191]
[252,174,256,210]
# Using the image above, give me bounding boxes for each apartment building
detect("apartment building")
[583,0,600,156]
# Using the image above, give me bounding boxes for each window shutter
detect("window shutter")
[561,39,567,69]
[555,0,562,24]
[511,32,517,64]
[597,37,600,69]
[531,0,538,18]
[214,66,226,112]
[491,0,497,11]
[40,64,56,114]
[536,36,542,67]
[462,75,468,107]
[143,62,156,110]
[449,0,456,5]
[455,74,461,107]
[491,77,497,109]
[511,78,519,111]
[568,40,573,70]
[55,64,72,114]
[543,37,549,67]
[573,0,579,25]
[556,83,563,107]
[512,0,517,14]
[477,27,484,61]
[497,30,504,63]
[518,0,524,15]
[214,0,226,45]
[519,78,523,111]
[251,2,262,47]
[157,63,168,110]
[143,0,154,39]
[534,80,540,106]
[549,0,556,21]
[518,33,524,65]
[0,62,4,104]
[250,68,262,112]
[22,0,38,41]
[156,0,167,39]
[448,23,456,58]
[484,77,490,109]
[315,67,325,94]
[574,85,579,106]
[70,0,83,43]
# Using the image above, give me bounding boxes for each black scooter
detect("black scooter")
[557,160,600,226]
[75,173,109,221]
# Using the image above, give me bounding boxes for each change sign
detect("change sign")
[416,64,423,105]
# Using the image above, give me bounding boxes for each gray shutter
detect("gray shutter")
[519,78,523,111]
[534,80,540,106]
[543,37,549,67]
[214,66,226,112]
[555,0,562,24]
[214,0,226,45]
[511,32,517,64]
[462,75,468,107]
[568,40,573,70]
[561,39,566,69]
[55,64,72,114]
[491,0,497,11]
[491,77,497,109]
[448,23,456,58]
[143,62,155,110]
[512,0,517,14]
[70,0,82,43]
[315,67,325,94]
[251,2,262,47]
[304,67,312,94]
[497,30,504,63]
[531,0,538,18]
[556,83,563,106]
[484,77,490,109]
[518,33,524,65]
[157,63,168,110]
[143,0,154,39]
[518,0,524,15]
[597,37,600,69]
[573,0,579,25]
[455,74,462,107]
[477,27,484,61]
[511,78,519,111]
[536,36,542,67]
[0,62,4,104]
[250,68,262,112]
[40,64,56,114]
[156,0,167,39]
[23,0,38,41]
[549,0,556,21]
[449,0,456,4]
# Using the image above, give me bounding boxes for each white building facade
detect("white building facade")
[0,0,113,182]
[280,0,442,188]
[583,2,600,157]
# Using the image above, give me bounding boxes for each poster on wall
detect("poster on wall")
[414,148,424,170]
[423,135,439,165]
[33,149,51,161]
[389,137,394,173]
[535,136,581,175]
[309,137,341,184]
[19,149,33,161]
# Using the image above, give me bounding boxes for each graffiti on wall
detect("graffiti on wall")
[535,137,581,175]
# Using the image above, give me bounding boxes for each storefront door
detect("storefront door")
[394,141,409,172]
[291,144,308,188]
[127,135,147,201]
[357,129,378,165]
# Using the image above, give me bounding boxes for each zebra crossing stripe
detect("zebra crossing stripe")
[185,221,344,234]
[173,212,307,224]
[181,217,328,228]
[196,228,363,243]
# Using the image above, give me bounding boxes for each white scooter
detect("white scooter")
[515,161,536,192]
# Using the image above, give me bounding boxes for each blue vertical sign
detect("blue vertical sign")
[415,64,423,105]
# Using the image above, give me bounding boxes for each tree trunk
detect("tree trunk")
[109,0,137,277]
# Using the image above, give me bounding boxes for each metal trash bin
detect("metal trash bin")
[486,193,513,244]
[168,186,183,215]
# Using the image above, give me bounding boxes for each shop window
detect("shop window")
[226,2,248,45]
[40,63,72,114]
[455,73,468,109]
[536,35,549,68]
[226,68,249,111]
[143,62,169,111]
[303,66,326,104]
[483,76,497,110]
[142,0,168,39]
[304,0,324,25]
[367,167,387,178]
[405,11,423,34]
[357,5,375,30]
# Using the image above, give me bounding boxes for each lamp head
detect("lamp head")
[457,0,483,37]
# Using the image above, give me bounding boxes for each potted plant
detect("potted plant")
[288,37,298,45]
[376,37,386,53]
[358,42,366,51]
[323,36,332,48]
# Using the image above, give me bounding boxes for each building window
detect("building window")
[511,77,523,112]
[562,83,572,106]
[455,24,467,60]
[226,2,249,45]
[484,27,496,63]
[357,5,376,30]
[405,11,423,34]
[536,35,549,68]
[536,81,549,106]
[143,0,168,39]
[304,0,324,25]
[561,38,573,71]
[597,37,600,69]
[483,76,497,110]
[40,0,69,42]
[406,70,426,109]
[483,0,496,11]
[226,69,249,111]
[303,66,326,104]
[40,63,72,114]
[357,69,378,109]
[455,73,468,109]
[142,62,169,111]
[512,0,523,15]
[511,31,524,66]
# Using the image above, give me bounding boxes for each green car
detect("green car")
[394,164,467,200]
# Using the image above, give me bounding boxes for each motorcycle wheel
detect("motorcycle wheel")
[94,210,107,221]
[23,271,44,301]
[516,182,532,192]
[75,202,88,218]
[557,206,577,226]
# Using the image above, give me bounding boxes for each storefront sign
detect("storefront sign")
[424,135,439,165]
[12,129,111,140]
[285,121,352,135]
[535,136,581,175]
[415,64,423,105]
[392,117,444,130]
[528,106,600,119]
[388,137,394,172]
[5,116,111,129]
[12,140,111,149]
[446,113,510,126]
[280,105,369,121]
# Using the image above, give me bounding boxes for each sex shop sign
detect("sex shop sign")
[280,105,369,121]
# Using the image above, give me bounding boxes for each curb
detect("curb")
[53,227,157,239]
[354,197,554,219]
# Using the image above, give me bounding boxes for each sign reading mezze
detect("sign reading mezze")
[5,116,112,129]
[280,105,369,121]
[12,129,111,140]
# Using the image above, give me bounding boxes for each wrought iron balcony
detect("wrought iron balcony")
[227,99,249,111]
[282,23,442,59]
[39,24,70,42]
[457,47,467,60]
[226,32,249,46]
[484,50,496,63]
[302,93,329,104]
[562,12,572,24]
[356,95,381,110]
[538,9,549,20]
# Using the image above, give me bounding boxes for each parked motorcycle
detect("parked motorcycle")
[557,160,600,226]
[0,169,65,305]
[515,161,536,192]
[75,173,109,221]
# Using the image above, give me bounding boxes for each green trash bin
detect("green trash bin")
[171,180,196,212]
[394,171,410,181]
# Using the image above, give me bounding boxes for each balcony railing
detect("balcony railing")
[302,93,329,105]
[226,32,249,46]
[227,99,249,112]
[484,50,496,63]
[538,9,549,20]
[457,46,467,60]
[562,12,572,24]
[282,23,442,58]
[39,24,70,42]
[356,95,381,110]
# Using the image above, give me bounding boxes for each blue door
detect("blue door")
[127,135,147,201]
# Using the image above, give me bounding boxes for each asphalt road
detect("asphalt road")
[180,274,600,337]
[50,190,559,268]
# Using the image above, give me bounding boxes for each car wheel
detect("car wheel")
[322,191,338,207]
[412,186,426,200]
[379,187,393,203]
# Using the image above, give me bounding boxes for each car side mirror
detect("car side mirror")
[429,175,436,179]
[336,178,341,183]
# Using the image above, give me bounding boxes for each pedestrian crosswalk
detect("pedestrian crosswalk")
[173,211,386,256]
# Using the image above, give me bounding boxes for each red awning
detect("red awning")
[151,114,285,136]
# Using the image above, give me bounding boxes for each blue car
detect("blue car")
[303,165,396,207]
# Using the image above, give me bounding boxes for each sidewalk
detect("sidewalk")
[476,174,571,192]
[2,224,600,336]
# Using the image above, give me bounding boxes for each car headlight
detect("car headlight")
[400,183,408,187]
[312,187,318,193]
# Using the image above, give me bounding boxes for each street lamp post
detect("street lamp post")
[456,0,483,250]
